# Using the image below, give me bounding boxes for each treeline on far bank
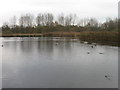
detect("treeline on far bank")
[1,13,119,34]
[1,24,119,35]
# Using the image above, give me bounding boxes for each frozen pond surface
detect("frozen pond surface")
[1,37,118,88]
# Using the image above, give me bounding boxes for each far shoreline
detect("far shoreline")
[1,31,119,47]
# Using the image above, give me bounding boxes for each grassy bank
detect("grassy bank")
[79,32,120,46]
[1,32,81,37]
[1,33,43,37]
[1,31,119,46]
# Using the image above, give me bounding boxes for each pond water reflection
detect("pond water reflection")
[2,37,118,88]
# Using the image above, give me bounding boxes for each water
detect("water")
[1,37,118,88]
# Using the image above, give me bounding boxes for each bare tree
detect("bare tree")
[25,14,34,27]
[13,16,16,27]
[36,13,44,26]
[88,18,98,27]
[19,16,24,27]
[77,18,89,27]
[71,14,77,25]
[44,13,54,26]
[57,13,65,26]
[65,14,73,26]
[77,19,83,26]
[19,14,34,27]
[10,16,17,28]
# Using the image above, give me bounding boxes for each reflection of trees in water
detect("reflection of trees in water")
[19,41,34,53]
[7,38,86,59]
[37,40,54,53]
[37,38,73,60]
[19,38,55,54]
[37,40,55,60]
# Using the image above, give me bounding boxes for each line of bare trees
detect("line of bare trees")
[2,13,118,32]
[2,13,100,27]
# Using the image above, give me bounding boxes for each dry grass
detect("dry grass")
[42,32,81,37]
[1,33,42,37]
[1,31,119,46]
[79,31,120,46]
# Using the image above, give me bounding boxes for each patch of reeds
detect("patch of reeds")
[79,31,120,46]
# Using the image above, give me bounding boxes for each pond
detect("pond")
[1,37,118,88]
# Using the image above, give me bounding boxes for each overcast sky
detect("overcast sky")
[0,0,119,26]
